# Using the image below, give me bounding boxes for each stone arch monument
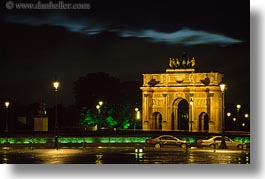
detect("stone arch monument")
[140,55,224,133]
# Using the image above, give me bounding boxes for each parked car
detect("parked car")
[145,135,190,149]
[197,136,246,149]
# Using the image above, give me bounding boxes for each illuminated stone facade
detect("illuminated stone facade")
[140,57,224,133]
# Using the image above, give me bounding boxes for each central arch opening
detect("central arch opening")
[178,99,189,130]
[172,98,190,131]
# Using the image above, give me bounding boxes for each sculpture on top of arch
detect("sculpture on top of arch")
[169,52,195,69]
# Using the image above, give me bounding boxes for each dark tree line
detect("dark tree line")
[0,72,142,132]
[73,72,142,129]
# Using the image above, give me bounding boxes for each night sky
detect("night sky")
[0,0,249,106]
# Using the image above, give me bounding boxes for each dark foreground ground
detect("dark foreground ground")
[0,146,250,164]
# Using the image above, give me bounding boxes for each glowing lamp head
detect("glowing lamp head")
[227,112,231,117]
[135,108,140,120]
[189,98,193,106]
[236,104,241,110]
[4,101,10,108]
[219,84,226,92]
[53,81,60,91]
[96,105,100,110]
[136,111,141,120]
[99,101,103,106]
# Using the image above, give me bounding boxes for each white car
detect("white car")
[197,136,246,149]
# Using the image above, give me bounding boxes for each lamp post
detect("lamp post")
[236,104,241,130]
[219,83,227,149]
[236,104,241,112]
[226,112,232,130]
[53,81,60,149]
[134,108,141,131]
[4,101,10,132]
[96,101,103,130]
[189,98,193,132]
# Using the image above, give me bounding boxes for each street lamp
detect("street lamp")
[189,98,193,132]
[244,114,249,118]
[96,101,103,130]
[53,80,60,149]
[219,83,227,149]
[134,108,141,130]
[4,101,10,132]
[236,104,241,130]
[236,104,241,112]
[99,101,103,106]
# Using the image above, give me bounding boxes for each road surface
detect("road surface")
[0,146,250,164]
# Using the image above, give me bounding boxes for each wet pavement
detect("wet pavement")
[0,146,250,164]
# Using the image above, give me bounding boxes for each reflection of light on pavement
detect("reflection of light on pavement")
[95,155,103,164]
[44,149,80,155]
[191,148,247,154]
[188,154,195,163]
[245,152,250,164]
[0,147,250,164]
[3,154,8,164]
[214,150,245,154]
[135,153,143,159]
[1,147,9,164]
[187,149,250,164]
[34,149,82,164]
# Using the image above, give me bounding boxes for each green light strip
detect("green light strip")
[0,136,250,144]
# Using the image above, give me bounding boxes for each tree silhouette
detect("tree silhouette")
[74,72,141,129]
[74,72,122,109]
